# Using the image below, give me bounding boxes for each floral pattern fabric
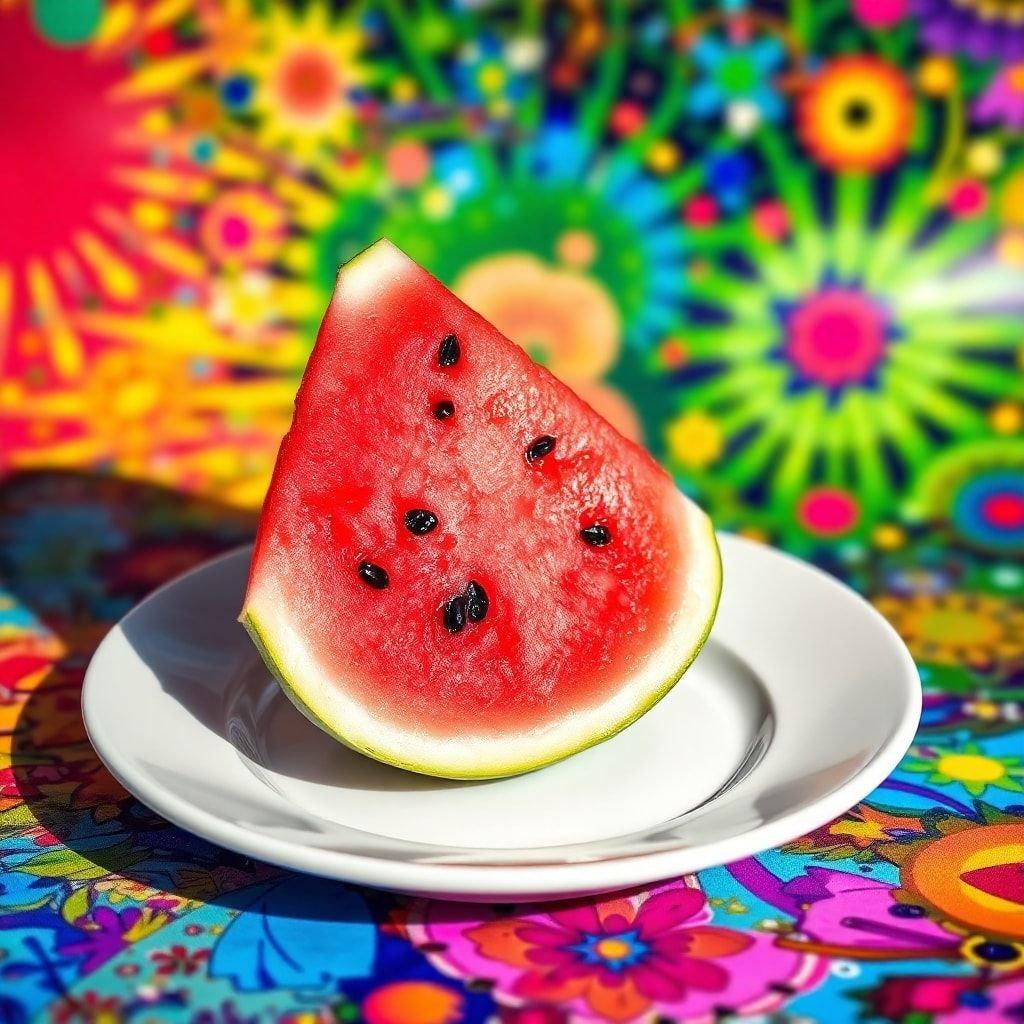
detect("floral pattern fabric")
[1,0,1023,1021]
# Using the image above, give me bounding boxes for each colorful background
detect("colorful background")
[1,0,1023,1020]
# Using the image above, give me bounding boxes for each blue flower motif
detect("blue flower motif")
[688,33,785,122]
[453,33,528,111]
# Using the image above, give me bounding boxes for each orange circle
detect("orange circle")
[385,140,431,187]
[362,981,463,1024]
[798,56,912,172]
[903,823,1024,939]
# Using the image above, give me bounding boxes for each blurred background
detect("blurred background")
[2,0,1021,557]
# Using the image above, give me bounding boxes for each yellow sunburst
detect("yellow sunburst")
[1,347,295,507]
[246,3,367,157]
[874,592,1024,668]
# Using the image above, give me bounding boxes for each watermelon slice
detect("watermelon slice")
[241,240,721,779]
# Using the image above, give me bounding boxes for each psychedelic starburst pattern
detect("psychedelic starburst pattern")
[245,3,367,157]
[2,0,1024,1020]
[0,6,175,384]
[666,152,1023,542]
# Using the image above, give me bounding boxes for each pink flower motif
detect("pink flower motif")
[409,879,826,1022]
[974,65,1024,130]
[784,288,890,388]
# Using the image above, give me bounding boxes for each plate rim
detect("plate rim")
[82,535,921,900]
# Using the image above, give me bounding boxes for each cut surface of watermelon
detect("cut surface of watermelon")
[242,240,721,779]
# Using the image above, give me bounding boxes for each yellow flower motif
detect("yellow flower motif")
[665,411,724,469]
[873,592,1024,668]
[247,3,365,156]
[904,743,1024,797]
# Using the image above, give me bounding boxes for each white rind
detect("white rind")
[243,489,721,779]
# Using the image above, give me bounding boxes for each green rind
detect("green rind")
[241,610,431,773]
[240,519,723,781]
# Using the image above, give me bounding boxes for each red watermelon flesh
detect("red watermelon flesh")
[242,240,721,779]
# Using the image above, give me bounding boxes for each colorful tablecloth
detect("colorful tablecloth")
[2,1,1023,1021]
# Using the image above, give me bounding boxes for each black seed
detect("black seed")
[465,580,489,622]
[358,562,389,589]
[405,508,438,535]
[525,434,556,464]
[443,595,467,634]
[438,333,460,367]
[580,524,612,547]
[433,400,454,420]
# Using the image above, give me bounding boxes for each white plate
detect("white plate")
[83,535,919,902]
